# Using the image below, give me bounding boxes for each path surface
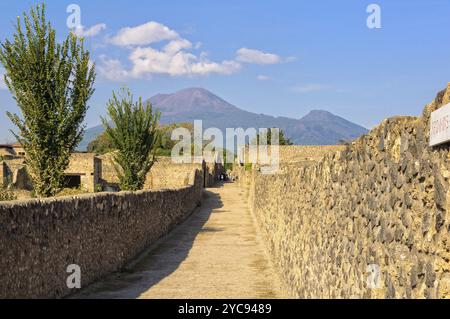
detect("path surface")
[75,182,286,299]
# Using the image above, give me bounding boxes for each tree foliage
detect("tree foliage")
[87,132,113,154]
[0,4,95,197]
[156,122,194,156]
[254,128,294,145]
[87,122,194,156]
[0,180,17,202]
[102,88,160,191]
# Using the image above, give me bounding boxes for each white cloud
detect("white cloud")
[99,21,284,80]
[111,21,179,46]
[98,43,241,81]
[128,44,240,78]
[73,23,106,38]
[236,48,281,65]
[292,84,329,93]
[164,38,193,54]
[257,75,271,81]
[97,56,130,81]
[100,21,242,80]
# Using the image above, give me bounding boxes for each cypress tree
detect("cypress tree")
[0,4,95,197]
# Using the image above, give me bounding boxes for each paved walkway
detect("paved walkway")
[75,182,286,299]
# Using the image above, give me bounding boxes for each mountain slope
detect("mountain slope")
[79,88,367,150]
[289,110,368,145]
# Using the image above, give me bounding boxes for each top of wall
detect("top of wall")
[282,83,450,174]
[278,145,346,164]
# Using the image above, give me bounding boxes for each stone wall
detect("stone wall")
[1,153,223,192]
[241,84,450,299]
[0,158,31,189]
[0,162,6,186]
[145,158,202,189]
[0,169,203,298]
[99,155,221,190]
[278,145,346,164]
[1,153,99,191]
[65,153,100,192]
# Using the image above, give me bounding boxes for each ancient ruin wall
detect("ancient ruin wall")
[98,155,220,189]
[0,169,203,298]
[247,85,450,298]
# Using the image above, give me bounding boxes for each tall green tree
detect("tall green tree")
[0,4,95,197]
[102,88,160,191]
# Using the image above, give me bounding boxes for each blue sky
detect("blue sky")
[1,0,450,141]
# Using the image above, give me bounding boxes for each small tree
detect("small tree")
[254,128,294,145]
[102,88,160,191]
[87,122,193,156]
[87,132,113,155]
[0,4,95,197]
[0,179,17,202]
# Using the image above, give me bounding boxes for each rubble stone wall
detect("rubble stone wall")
[0,169,204,298]
[243,85,450,298]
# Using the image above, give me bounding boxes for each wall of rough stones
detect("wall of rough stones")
[0,169,203,298]
[278,145,346,164]
[242,85,450,299]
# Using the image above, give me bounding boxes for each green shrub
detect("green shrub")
[0,184,17,202]
[102,88,160,191]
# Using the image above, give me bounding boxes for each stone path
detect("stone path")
[74,182,287,299]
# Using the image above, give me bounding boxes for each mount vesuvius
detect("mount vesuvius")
[79,87,367,150]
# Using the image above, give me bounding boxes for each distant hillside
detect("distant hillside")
[79,87,367,150]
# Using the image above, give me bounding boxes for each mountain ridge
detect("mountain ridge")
[79,87,368,150]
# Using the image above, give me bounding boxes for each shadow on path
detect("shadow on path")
[73,188,224,299]
[73,181,286,299]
